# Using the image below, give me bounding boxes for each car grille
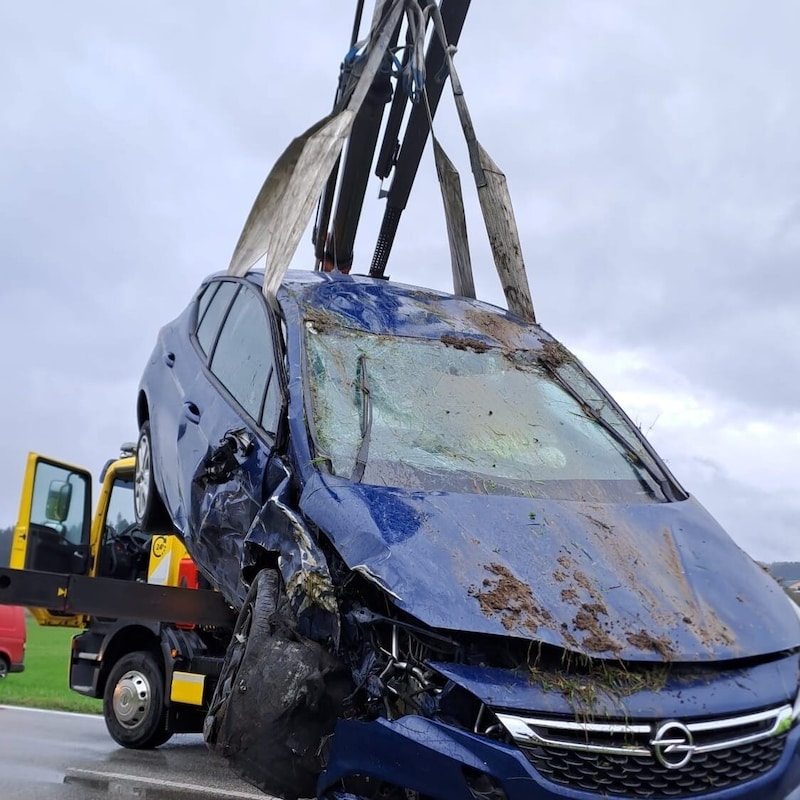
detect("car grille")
[497,705,791,797]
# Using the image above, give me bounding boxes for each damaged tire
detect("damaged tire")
[104,651,172,749]
[205,568,351,800]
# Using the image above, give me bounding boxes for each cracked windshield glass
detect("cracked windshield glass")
[306,322,665,502]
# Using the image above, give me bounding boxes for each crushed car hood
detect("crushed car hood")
[300,473,800,662]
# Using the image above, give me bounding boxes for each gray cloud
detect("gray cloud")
[0,2,797,562]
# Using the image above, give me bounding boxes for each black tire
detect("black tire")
[103,651,172,749]
[205,569,351,800]
[134,420,173,533]
[204,569,280,746]
[0,656,8,679]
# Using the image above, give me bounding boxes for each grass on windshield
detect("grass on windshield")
[0,615,102,713]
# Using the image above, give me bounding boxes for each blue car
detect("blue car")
[136,268,800,800]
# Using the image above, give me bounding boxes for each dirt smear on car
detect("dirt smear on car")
[440,333,491,353]
[471,562,553,635]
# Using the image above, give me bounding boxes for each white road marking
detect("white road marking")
[65,768,274,799]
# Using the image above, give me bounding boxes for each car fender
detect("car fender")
[243,463,339,643]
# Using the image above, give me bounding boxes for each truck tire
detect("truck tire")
[134,420,173,533]
[104,651,172,749]
[0,656,8,679]
[205,568,351,800]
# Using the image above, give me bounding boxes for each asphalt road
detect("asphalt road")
[0,705,272,800]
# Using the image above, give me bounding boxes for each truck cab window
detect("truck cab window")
[99,477,151,581]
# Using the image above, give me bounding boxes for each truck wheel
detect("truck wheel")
[205,568,351,800]
[134,420,172,533]
[0,656,8,679]
[104,651,172,749]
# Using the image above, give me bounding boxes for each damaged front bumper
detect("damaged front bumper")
[319,714,800,800]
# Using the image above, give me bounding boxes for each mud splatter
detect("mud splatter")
[582,633,618,653]
[626,630,674,659]
[573,607,618,654]
[584,514,613,533]
[661,529,689,592]
[573,570,602,602]
[464,308,526,350]
[581,602,608,617]
[440,333,490,353]
[561,587,578,603]
[407,289,442,302]
[538,340,573,369]
[470,563,552,634]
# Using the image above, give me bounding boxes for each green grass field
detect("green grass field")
[0,615,102,713]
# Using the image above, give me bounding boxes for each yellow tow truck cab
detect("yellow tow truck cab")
[10,450,196,627]
[3,448,233,748]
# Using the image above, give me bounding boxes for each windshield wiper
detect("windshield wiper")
[351,354,373,482]
[542,365,684,502]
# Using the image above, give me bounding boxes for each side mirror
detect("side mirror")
[46,480,72,522]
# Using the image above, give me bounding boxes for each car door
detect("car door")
[9,453,92,626]
[176,278,285,605]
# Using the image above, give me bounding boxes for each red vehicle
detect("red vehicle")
[0,605,26,677]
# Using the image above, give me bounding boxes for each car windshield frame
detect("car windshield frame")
[301,319,679,503]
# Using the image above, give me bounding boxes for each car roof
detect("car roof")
[240,268,547,349]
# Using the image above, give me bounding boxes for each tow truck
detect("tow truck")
[2,448,233,748]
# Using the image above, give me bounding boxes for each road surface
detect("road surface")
[0,705,272,799]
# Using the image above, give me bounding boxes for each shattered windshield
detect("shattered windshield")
[305,322,668,502]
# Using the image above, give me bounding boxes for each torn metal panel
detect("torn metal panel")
[184,430,267,608]
[319,716,523,800]
[243,468,340,643]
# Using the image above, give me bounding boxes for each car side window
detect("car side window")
[197,281,238,356]
[196,282,218,328]
[210,285,280,434]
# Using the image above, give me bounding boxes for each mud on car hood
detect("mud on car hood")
[300,472,800,662]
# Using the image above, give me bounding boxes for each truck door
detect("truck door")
[10,453,92,625]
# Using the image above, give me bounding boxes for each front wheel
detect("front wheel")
[134,420,172,533]
[103,651,172,749]
[205,569,351,800]
[0,656,8,679]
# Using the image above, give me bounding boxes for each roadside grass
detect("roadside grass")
[0,615,102,713]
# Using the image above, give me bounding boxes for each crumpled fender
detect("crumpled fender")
[243,461,340,643]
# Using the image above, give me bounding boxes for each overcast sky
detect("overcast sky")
[1,1,797,562]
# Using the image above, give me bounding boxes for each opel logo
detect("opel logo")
[650,720,695,769]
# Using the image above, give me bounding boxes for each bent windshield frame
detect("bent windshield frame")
[303,322,672,503]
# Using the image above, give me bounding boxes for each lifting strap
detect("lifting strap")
[227,0,406,297]
[428,4,536,322]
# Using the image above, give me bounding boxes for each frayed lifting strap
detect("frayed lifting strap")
[427,3,536,323]
[227,0,407,296]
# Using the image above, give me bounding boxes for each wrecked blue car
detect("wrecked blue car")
[136,269,800,800]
